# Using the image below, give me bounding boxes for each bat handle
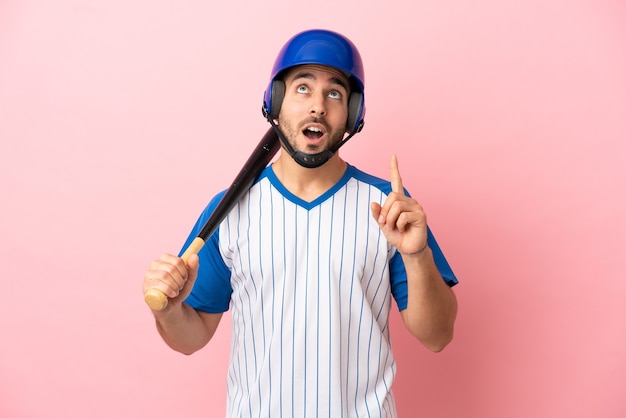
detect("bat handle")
[144,237,206,311]
[144,288,169,311]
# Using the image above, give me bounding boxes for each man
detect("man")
[143,29,458,417]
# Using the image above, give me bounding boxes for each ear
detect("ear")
[346,91,364,134]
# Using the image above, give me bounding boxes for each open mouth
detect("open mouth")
[303,126,324,140]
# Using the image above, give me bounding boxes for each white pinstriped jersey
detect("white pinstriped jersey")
[184,164,457,418]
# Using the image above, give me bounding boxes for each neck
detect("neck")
[272,150,347,202]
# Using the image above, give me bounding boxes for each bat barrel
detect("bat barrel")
[196,127,280,241]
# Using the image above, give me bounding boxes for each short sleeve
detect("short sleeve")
[389,226,458,311]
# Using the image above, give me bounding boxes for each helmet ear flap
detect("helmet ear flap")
[346,91,364,134]
[268,80,285,120]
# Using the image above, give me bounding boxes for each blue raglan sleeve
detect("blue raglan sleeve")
[180,190,233,313]
[390,226,458,311]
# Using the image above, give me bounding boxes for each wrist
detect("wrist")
[401,242,428,256]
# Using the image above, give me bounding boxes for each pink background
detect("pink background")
[1,0,625,417]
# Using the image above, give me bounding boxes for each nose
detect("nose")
[309,93,326,116]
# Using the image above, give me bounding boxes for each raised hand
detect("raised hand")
[370,155,428,255]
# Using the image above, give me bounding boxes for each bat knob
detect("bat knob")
[144,289,168,311]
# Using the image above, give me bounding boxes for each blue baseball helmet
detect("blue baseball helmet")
[262,29,365,134]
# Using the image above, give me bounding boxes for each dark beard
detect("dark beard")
[267,115,354,169]
[280,117,344,154]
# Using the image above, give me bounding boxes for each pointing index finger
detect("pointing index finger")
[390,154,404,194]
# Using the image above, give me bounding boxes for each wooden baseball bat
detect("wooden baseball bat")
[144,127,281,311]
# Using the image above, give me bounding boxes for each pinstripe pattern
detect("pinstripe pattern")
[218,166,399,417]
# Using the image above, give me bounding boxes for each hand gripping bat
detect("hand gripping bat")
[144,127,280,311]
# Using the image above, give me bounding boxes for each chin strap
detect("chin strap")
[265,115,359,169]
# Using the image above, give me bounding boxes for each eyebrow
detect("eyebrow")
[290,71,350,92]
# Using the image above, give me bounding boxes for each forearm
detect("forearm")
[400,247,458,352]
[153,303,221,355]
